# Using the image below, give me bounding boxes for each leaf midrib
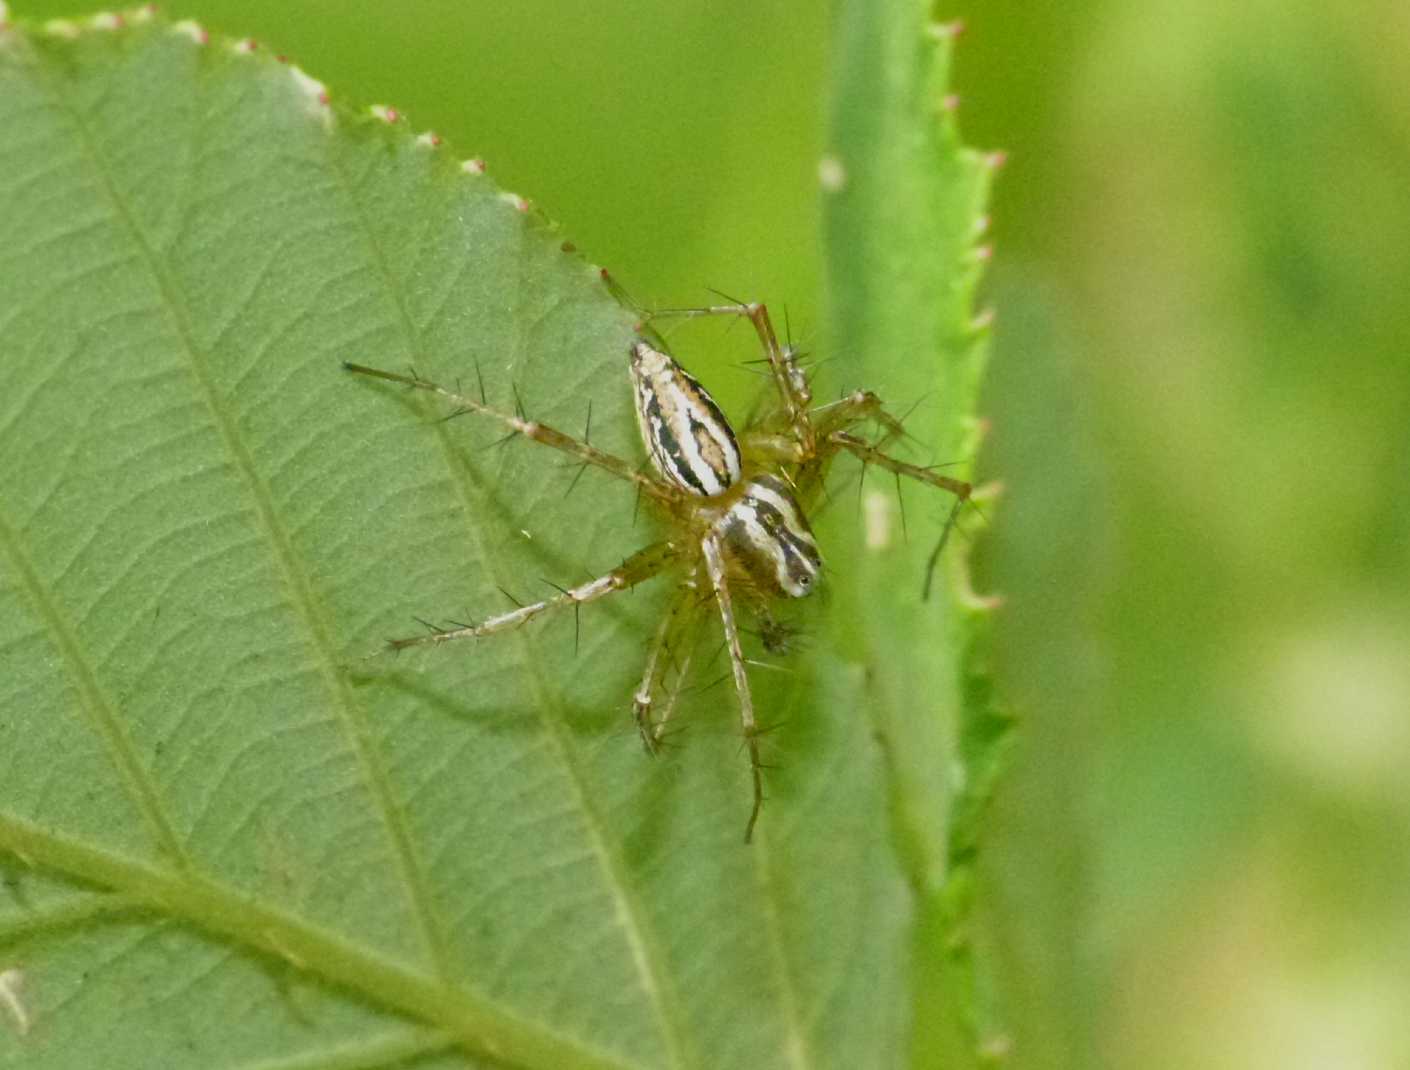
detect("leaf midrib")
[0,811,634,1070]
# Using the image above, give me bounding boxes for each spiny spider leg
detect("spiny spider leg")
[386,541,679,652]
[651,629,696,749]
[701,531,767,844]
[343,362,679,504]
[827,430,971,508]
[808,389,909,443]
[632,580,696,753]
[922,497,967,602]
[632,614,672,754]
[737,429,806,465]
[639,301,814,454]
[825,431,972,600]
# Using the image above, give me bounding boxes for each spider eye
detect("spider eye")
[786,557,820,598]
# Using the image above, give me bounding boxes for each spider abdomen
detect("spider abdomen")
[631,341,742,497]
[713,474,822,599]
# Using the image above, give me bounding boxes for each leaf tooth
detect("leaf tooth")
[460,157,487,175]
[287,64,332,118]
[171,18,208,45]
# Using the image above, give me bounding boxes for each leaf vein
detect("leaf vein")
[25,37,457,986]
[0,503,192,869]
[327,167,695,1067]
[0,812,636,1070]
[220,1025,455,1070]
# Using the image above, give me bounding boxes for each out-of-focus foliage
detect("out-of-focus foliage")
[956,2,1410,1067]
[11,0,1408,1066]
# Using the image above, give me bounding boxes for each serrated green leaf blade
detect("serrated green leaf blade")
[821,1,1002,1065]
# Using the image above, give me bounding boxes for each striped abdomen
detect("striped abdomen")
[713,474,822,599]
[631,341,742,497]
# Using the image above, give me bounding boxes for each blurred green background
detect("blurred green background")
[19,1,1408,1066]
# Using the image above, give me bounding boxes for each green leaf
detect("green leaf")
[0,7,995,1069]
[821,2,1006,1065]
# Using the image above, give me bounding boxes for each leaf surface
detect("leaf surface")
[820,2,1005,1064]
[0,9,992,1068]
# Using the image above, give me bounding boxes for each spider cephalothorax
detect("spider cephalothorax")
[345,300,968,841]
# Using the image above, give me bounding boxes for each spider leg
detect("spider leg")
[826,431,972,598]
[737,429,805,465]
[651,629,695,748]
[808,389,909,444]
[921,497,967,601]
[344,362,678,504]
[632,580,695,753]
[701,531,766,844]
[384,541,679,652]
[827,431,971,508]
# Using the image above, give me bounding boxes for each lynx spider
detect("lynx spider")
[344,300,970,842]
